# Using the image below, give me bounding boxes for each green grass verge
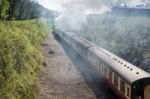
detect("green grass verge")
[0,18,51,99]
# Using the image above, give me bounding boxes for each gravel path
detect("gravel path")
[38,33,97,99]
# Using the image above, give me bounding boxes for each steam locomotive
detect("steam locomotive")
[53,29,150,99]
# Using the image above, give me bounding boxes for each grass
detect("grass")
[0,18,51,99]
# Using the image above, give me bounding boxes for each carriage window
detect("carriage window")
[104,66,107,75]
[127,87,130,97]
[92,55,94,64]
[101,64,104,73]
[99,62,102,71]
[120,80,125,94]
[114,73,118,87]
[96,57,99,65]
[109,69,112,82]
[99,64,102,72]
[100,64,102,72]
[96,59,99,68]
[94,57,97,66]
[103,65,106,74]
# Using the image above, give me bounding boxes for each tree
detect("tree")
[141,0,150,7]
[0,0,55,20]
[8,0,20,19]
[0,0,9,19]
[111,0,130,7]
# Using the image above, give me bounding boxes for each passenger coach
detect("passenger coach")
[53,29,150,99]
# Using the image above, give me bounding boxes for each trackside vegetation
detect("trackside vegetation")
[0,18,50,99]
[84,15,150,72]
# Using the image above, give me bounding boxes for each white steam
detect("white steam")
[55,0,111,32]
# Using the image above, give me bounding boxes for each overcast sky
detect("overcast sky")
[38,0,144,12]
[38,0,111,13]
[38,0,72,12]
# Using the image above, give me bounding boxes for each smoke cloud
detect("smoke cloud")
[55,0,111,32]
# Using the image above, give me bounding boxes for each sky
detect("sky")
[38,0,111,13]
[38,0,71,12]
[38,0,145,13]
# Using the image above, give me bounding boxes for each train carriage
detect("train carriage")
[53,29,150,99]
[87,46,150,99]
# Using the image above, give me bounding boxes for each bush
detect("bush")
[85,15,150,72]
[0,18,50,99]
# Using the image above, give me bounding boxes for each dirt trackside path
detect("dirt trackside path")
[38,33,97,99]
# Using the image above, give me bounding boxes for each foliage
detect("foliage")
[85,15,150,72]
[0,0,55,20]
[0,0,9,19]
[0,18,50,99]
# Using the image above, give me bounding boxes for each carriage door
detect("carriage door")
[144,85,150,99]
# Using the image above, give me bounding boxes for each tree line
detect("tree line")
[111,0,150,7]
[0,0,49,20]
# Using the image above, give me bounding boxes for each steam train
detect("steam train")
[53,28,150,99]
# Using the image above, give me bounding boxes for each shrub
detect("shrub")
[0,18,50,98]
